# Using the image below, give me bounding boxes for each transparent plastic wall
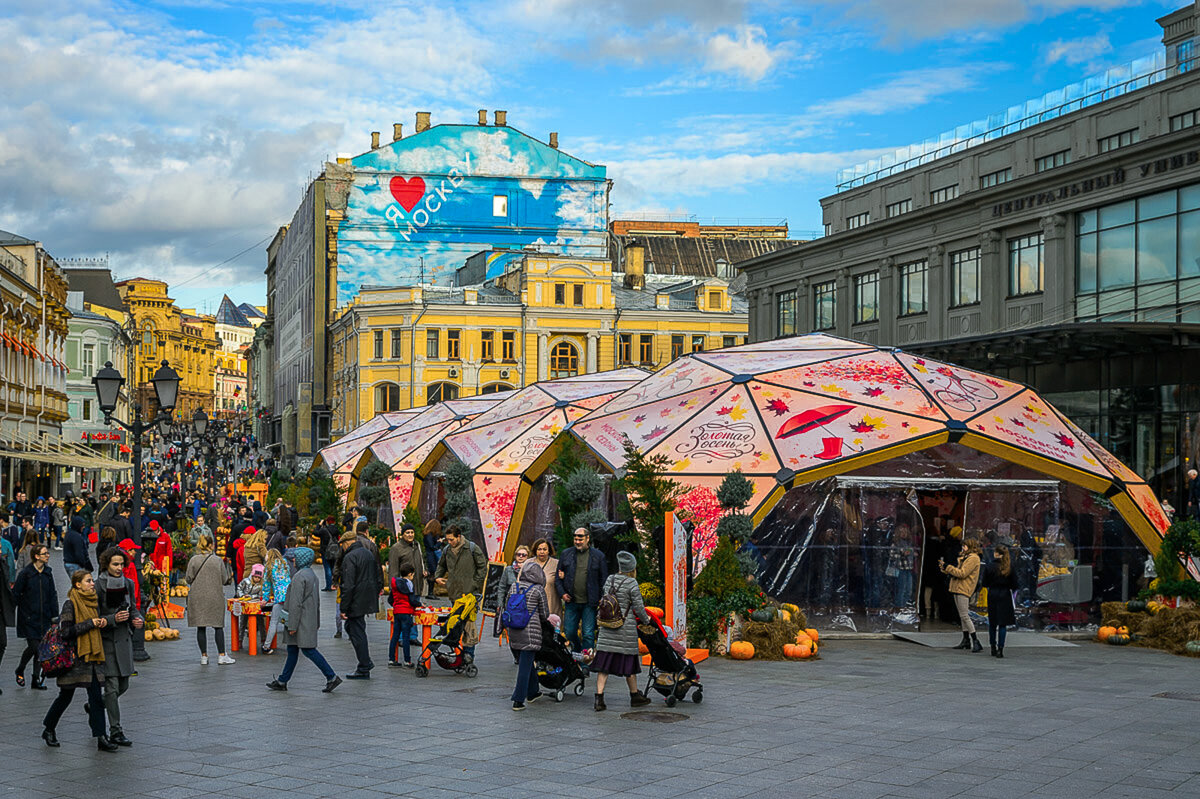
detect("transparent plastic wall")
[751,445,1150,632]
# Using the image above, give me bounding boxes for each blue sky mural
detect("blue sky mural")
[337,125,608,297]
[0,0,1183,311]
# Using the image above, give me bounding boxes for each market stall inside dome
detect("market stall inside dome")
[571,334,1178,632]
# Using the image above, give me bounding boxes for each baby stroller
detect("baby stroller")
[415,594,479,679]
[534,620,588,702]
[638,615,701,706]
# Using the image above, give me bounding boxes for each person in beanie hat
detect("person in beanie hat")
[592,550,651,712]
[339,530,381,678]
[266,548,341,693]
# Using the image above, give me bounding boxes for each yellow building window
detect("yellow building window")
[618,334,631,364]
[708,290,722,310]
[554,283,565,305]
[481,331,494,361]
[376,383,400,412]
[427,382,459,405]
[692,335,704,353]
[671,335,684,360]
[447,329,461,360]
[502,331,515,361]
[572,284,583,306]
[425,329,439,359]
[638,334,653,365]
[550,341,579,378]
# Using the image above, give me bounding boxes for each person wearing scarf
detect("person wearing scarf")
[96,547,142,746]
[41,570,120,752]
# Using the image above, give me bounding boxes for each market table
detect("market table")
[227,597,277,656]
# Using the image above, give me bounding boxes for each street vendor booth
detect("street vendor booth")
[571,334,1177,632]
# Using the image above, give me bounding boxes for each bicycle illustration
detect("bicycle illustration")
[928,369,999,413]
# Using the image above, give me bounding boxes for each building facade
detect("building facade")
[266,110,610,468]
[116,278,220,420]
[0,230,71,498]
[327,251,747,434]
[741,2,1200,508]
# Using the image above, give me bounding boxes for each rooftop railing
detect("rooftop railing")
[835,52,1182,191]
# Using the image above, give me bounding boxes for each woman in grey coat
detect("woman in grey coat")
[96,547,143,746]
[185,535,235,665]
[593,551,652,712]
[504,560,549,711]
[266,547,341,693]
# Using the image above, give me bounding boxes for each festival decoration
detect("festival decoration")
[313,409,426,494]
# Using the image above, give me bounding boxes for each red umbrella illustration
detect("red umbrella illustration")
[776,404,862,461]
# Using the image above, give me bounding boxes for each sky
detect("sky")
[0,0,1181,312]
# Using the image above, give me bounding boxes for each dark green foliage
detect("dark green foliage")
[613,435,684,582]
[551,438,597,551]
[685,587,766,649]
[441,459,475,531]
[443,459,473,493]
[570,507,607,531]
[306,467,344,524]
[357,460,391,522]
[692,537,746,599]
[402,501,423,531]
[1139,517,1200,600]
[715,513,753,544]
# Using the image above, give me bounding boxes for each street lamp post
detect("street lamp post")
[93,359,181,663]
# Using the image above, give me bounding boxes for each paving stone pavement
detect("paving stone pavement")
[2,553,1199,798]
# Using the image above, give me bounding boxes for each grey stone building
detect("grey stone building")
[741,2,1200,508]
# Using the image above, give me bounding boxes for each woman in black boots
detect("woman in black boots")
[940,538,983,652]
[981,544,1018,657]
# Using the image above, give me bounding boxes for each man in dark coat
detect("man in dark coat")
[62,516,94,578]
[12,545,57,687]
[339,532,381,679]
[555,528,608,653]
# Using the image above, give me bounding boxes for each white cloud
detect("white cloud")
[1044,32,1114,66]
[704,24,787,81]
[807,65,1003,118]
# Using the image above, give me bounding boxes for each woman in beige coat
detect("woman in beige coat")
[940,538,982,653]
[530,538,562,618]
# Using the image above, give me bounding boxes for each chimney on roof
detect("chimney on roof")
[478,109,488,125]
[624,240,645,290]
[415,111,431,133]
[549,132,558,149]
[370,131,380,149]
[494,110,507,126]
[393,123,403,142]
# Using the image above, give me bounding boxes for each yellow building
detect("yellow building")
[116,278,220,419]
[328,250,748,435]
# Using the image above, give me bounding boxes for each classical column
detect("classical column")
[835,268,851,336]
[1041,213,1069,321]
[877,257,895,346]
[926,245,945,341]
[586,333,599,373]
[537,333,549,381]
[979,230,1003,335]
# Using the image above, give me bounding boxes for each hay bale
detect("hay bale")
[738,620,800,660]
[1133,607,1200,655]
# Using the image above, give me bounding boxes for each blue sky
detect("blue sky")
[0,0,1179,312]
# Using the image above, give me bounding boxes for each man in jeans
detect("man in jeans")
[555,528,608,653]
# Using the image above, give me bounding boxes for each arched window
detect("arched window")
[376,383,400,413]
[480,383,513,395]
[550,342,579,379]
[426,382,459,405]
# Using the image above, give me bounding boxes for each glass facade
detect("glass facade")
[854,272,878,323]
[1076,184,1200,322]
[1009,233,1044,296]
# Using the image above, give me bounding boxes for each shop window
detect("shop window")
[1009,233,1044,296]
[899,261,928,315]
[776,289,797,336]
[550,342,579,378]
[618,334,632,364]
[813,281,836,330]
[951,248,981,307]
[854,272,878,324]
[376,383,400,413]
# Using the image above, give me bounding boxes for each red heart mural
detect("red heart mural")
[389,175,425,212]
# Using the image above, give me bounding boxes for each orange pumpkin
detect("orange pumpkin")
[729,641,755,660]
[1097,625,1117,641]
[646,607,665,620]
[1115,625,1129,636]
[786,641,812,659]
[795,633,813,648]
[805,628,819,642]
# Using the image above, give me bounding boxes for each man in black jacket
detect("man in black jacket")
[62,517,94,578]
[339,532,381,679]
[555,528,608,654]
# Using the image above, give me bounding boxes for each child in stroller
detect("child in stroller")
[415,593,479,678]
[637,614,701,706]
[535,618,588,702]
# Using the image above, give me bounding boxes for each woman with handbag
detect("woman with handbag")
[40,569,119,751]
[12,544,56,689]
[185,534,235,665]
[591,551,652,712]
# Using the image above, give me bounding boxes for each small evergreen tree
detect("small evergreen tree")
[307,466,344,523]
[441,459,475,533]
[402,501,423,531]
[614,435,684,580]
[357,460,391,527]
[715,471,757,579]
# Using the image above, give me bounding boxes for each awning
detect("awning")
[0,430,133,471]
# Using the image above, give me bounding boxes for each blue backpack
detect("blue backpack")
[501,585,533,630]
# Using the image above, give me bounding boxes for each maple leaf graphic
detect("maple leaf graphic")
[482,477,492,485]
[851,420,875,433]
[1055,433,1075,449]
[633,415,646,424]
[986,378,1004,388]
[1010,418,1025,428]
[715,406,733,416]
[863,387,884,398]
[802,381,816,387]
[766,398,789,416]
[643,426,667,441]
[728,406,748,421]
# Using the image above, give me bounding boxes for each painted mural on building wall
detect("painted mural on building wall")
[338,126,608,299]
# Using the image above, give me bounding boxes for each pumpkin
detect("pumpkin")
[1097,626,1116,641]
[780,603,800,615]
[1126,600,1147,612]
[795,633,813,648]
[152,628,166,640]
[1185,640,1200,655]
[784,642,812,659]
[1115,625,1129,636]
[778,609,792,623]
[805,628,819,642]
[749,608,774,623]
[729,641,755,660]
[1107,633,1131,645]
[144,630,153,641]
[645,606,665,620]
[782,643,797,658]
